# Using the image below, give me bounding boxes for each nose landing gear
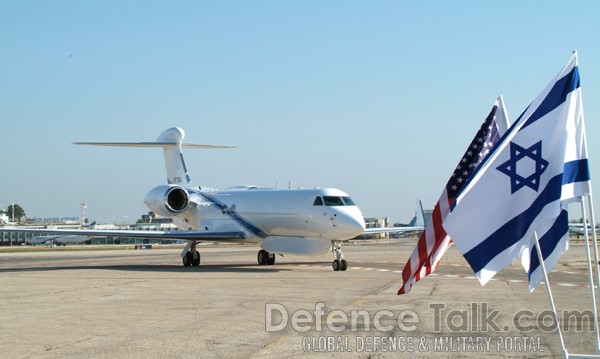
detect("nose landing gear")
[331,241,347,271]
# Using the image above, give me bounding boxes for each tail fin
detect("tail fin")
[157,127,191,184]
[407,199,426,227]
[74,127,236,185]
[415,199,426,227]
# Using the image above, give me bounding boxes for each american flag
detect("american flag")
[398,97,508,295]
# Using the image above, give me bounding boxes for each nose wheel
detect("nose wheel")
[331,241,348,271]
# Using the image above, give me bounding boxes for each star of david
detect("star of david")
[496,141,549,194]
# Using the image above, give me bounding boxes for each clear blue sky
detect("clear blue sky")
[1,1,599,224]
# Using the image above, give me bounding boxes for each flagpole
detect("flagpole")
[579,195,600,353]
[533,230,569,358]
[585,190,600,353]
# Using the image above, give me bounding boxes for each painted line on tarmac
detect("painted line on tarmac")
[295,261,593,289]
[269,261,593,289]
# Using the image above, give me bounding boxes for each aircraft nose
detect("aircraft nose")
[335,209,365,238]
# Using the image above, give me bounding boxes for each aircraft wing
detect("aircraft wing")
[569,226,600,235]
[27,235,58,245]
[30,235,63,240]
[362,226,424,235]
[361,200,426,235]
[569,226,584,235]
[1,228,246,242]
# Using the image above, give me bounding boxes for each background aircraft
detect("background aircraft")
[3,127,423,271]
[569,223,600,236]
[26,221,97,246]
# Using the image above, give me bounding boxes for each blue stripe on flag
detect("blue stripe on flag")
[452,68,580,207]
[527,210,569,281]
[522,67,580,131]
[562,159,590,185]
[463,173,563,273]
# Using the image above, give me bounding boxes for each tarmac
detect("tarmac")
[1,240,599,358]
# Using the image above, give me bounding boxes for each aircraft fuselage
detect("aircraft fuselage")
[166,186,366,243]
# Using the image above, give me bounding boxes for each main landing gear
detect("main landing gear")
[257,249,276,265]
[182,242,201,267]
[331,241,347,271]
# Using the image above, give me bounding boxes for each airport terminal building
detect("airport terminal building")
[0,211,177,246]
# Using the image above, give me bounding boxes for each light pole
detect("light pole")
[81,201,87,227]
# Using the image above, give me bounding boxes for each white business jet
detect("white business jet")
[4,128,423,271]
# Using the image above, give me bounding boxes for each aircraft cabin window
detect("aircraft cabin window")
[313,197,323,206]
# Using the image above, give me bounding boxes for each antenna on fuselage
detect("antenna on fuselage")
[74,127,236,185]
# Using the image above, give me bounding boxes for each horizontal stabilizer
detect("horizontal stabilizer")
[74,142,236,149]
[73,127,236,185]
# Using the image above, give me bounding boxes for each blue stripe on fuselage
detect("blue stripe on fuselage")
[198,192,268,238]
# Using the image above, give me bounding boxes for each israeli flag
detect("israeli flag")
[523,69,589,291]
[443,52,590,286]
[522,210,569,291]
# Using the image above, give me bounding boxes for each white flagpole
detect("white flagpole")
[580,194,600,353]
[545,198,600,359]
[573,74,600,355]
[586,188,600,353]
[533,230,569,358]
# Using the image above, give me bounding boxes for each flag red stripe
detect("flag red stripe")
[399,192,449,294]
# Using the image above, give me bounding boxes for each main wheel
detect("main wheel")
[267,253,276,265]
[192,250,201,267]
[183,251,193,267]
[257,249,268,265]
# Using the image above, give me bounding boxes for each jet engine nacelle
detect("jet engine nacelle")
[144,185,190,217]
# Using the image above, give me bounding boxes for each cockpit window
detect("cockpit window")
[323,196,344,206]
[342,197,355,206]
[317,196,357,206]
